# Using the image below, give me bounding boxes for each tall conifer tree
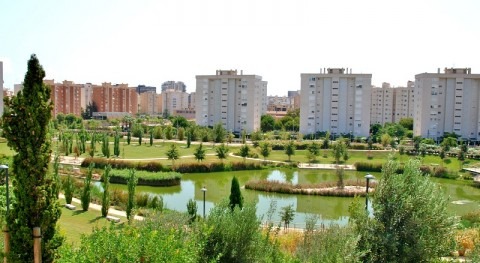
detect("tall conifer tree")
[2,54,63,262]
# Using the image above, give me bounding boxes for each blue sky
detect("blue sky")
[1,0,479,95]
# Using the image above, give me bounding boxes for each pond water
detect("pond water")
[105,168,480,228]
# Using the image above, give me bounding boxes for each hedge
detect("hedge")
[109,168,181,186]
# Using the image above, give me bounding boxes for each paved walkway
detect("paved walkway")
[297,163,356,170]
[59,193,144,221]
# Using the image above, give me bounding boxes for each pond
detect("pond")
[105,168,480,228]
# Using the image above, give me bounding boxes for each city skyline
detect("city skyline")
[1,0,479,96]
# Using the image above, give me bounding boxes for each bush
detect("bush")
[354,162,383,172]
[109,169,181,187]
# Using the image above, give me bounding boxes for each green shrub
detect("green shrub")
[136,192,150,208]
[62,175,75,205]
[354,162,383,172]
[109,168,181,186]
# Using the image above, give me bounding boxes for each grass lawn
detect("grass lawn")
[58,200,122,245]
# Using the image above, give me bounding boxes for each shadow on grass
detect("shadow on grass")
[72,210,87,216]
[444,159,452,165]
[89,216,103,223]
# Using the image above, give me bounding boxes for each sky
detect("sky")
[1,0,479,96]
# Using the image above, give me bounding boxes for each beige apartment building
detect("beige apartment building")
[267,95,295,119]
[393,81,415,122]
[92,82,138,115]
[162,88,189,116]
[414,68,480,141]
[44,80,83,117]
[138,91,158,115]
[300,68,371,137]
[195,69,267,133]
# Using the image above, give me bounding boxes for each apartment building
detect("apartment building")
[0,61,3,116]
[136,85,156,94]
[371,83,394,125]
[299,68,371,137]
[392,81,414,122]
[92,82,138,115]
[267,96,294,119]
[44,80,83,117]
[161,81,186,93]
[138,91,158,115]
[414,67,480,141]
[162,88,189,116]
[195,69,267,133]
[288,90,301,110]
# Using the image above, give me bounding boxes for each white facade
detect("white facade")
[162,89,189,116]
[0,62,3,116]
[195,70,267,133]
[414,68,480,140]
[370,83,394,125]
[81,83,94,110]
[300,68,371,137]
[392,81,415,122]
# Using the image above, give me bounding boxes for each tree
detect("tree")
[89,132,96,157]
[101,165,111,217]
[177,127,185,141]
[1,54,63,262]
[186,199,197,223]
[212,122,226,143]
[259,142,271,162]
[81,163,94,211]
[102,133,110,158]
[336,166,345,189]
[138,128,143,145]
[399,117,414,130]
[350,159,456,262]
[166,144,180,168]
[241,129,247,144]
[332,141,347,164]
[127,130,131,145]
[441,136,457,152]
[380,133,392,148]
[126,169,138,222]
[284,140,296,162]
[413,136,422,154]
[260,114,275,132]
[229,176,243,210]
[113,130,120,157]
[307,141,321,163]
[186,128,192,148]
[280,204,295,230]
[193,143,206,162]
[215,143,229,162]
[149,128,154,146]
[239,144,250,162]
[322,131,330,149]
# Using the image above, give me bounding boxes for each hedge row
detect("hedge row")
[245,179,373,197]
[354,162,383,172]
[109,168,181,186]
[175,162,263,173]
[81,157,167,172]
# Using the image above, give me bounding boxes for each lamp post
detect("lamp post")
[201,186,207,218]
[364,173,374,211]
[0,165,9,214]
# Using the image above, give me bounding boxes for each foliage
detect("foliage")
[322,131,330,149]
[109,168,181,186]
[306,141,321,163]
[280,204,295,230]
[166,143,180,167]
[332,141,347,164]
[241,129,246,144]
[101,133,110,158]
[101,165,111,217]
[215,143,229,162]
[212,122,226,143]
[284,140,296,162]
[186,198,197,223]
[193,143,206,162]
[57,212,202,262]
[259,142,272,162]
[296,219,363,263]
[350,159,457,262]
[113,130,120,157]
[239,144,250,162]
[398,117,413,130]
[81,163,94,211]
[126,169,138,222]
[336,166,345,189]
[261,114,275,132]
[380,133,392,147]
[62,175,75,205]
[229,176,243,210]
[354,162,384,172]
[1,54,63,262]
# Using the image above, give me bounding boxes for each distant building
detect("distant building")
[161,81,186,93]
[300,68,371,137]
[266,95,294,119]
[92,82,138,115]
[392,81,415,123]
[195,69,267,133]
[136,85,156,94]
[138,91,158,115]
[44,80,83,117]
[162,88,189,117]
[14,84,23,95]
[414,67,480,141]
[370,83,394,125]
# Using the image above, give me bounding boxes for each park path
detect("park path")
[59,193,144,221]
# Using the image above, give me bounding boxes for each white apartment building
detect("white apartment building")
[371,83,394,125]
[139,90,158,115]
[393,81,414,123]
[195,69,267,133]
[162,88,189,116]
[81,83,94,110]
[0,61,3,116]
[300,68,371,137]
[414,67,480,141]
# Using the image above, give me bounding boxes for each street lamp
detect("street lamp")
[0,165,9,214]
[201,186,207,218]
[364,173,375,211]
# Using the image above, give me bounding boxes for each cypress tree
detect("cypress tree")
[126,169,138,222]
[127,130,131,145]
[229,176,243,211]
[101,165,111,217]
[1,54,63,262]
[113,130,120,157]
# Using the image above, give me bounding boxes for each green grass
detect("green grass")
[58,200,122,245]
